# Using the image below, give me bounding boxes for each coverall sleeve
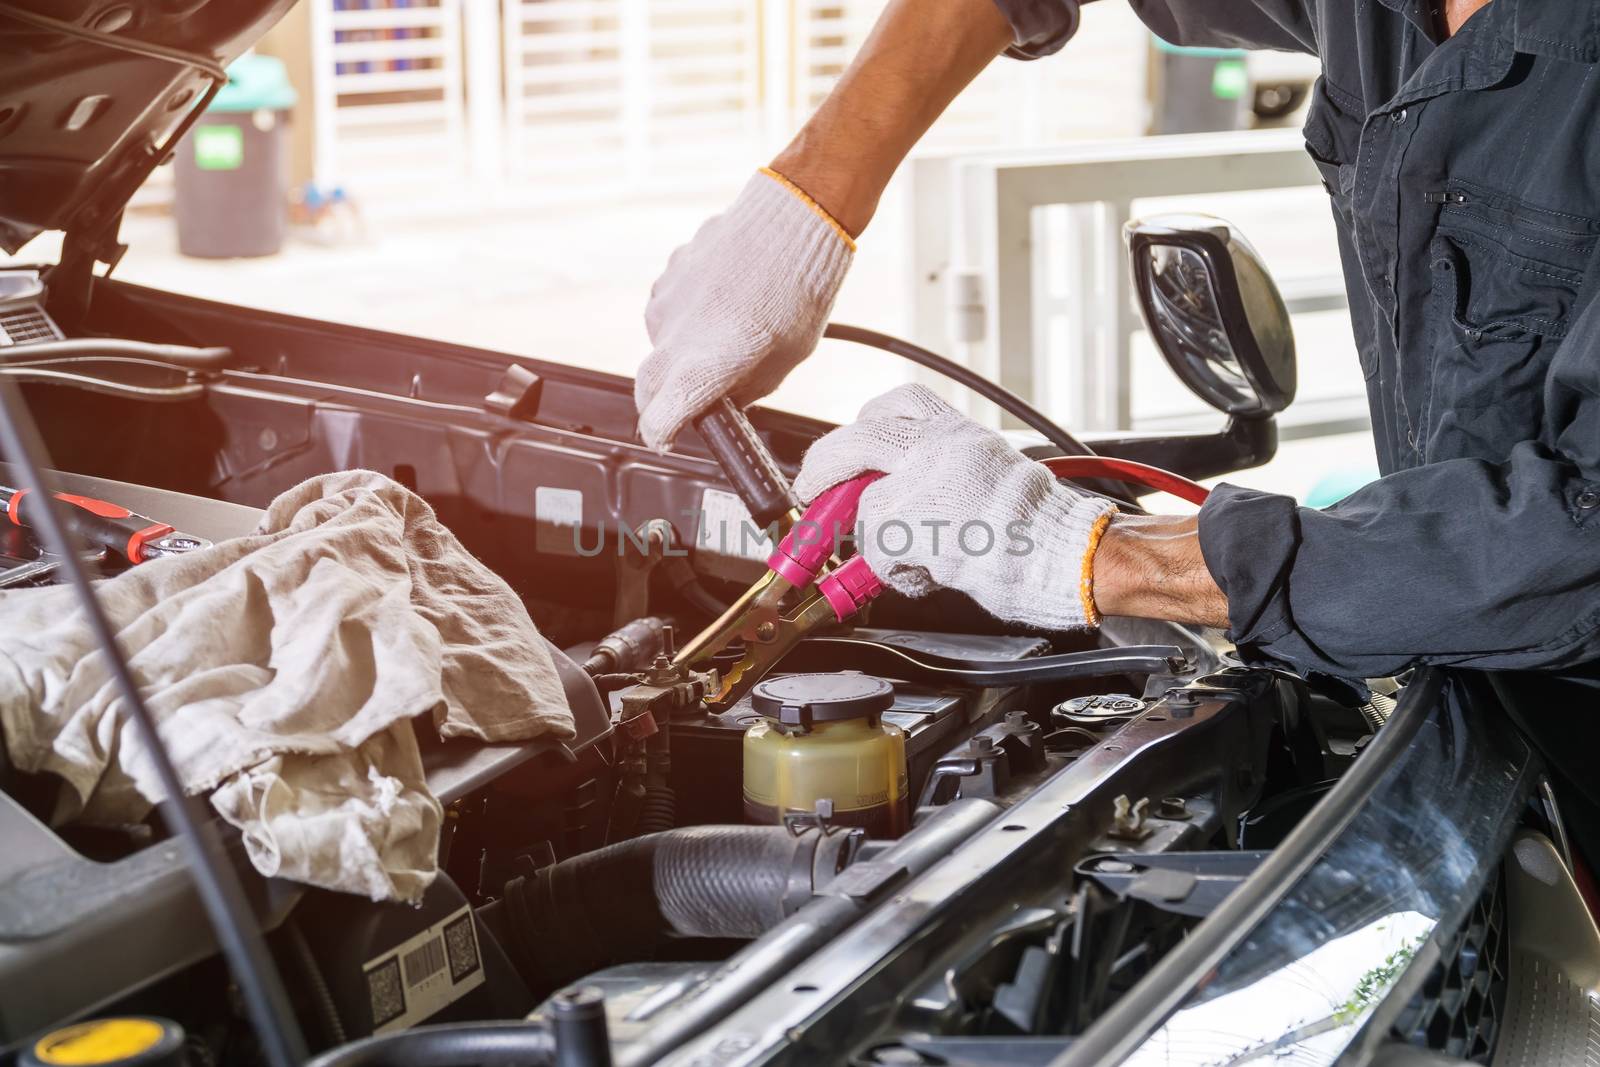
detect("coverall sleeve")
[988,0,1083,58]
[988,0,1317,60]
[1199,297,1600,680]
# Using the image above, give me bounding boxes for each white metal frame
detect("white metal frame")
[499,0,762,188]
[301,0,809,205]
[500,0,627,183]
[909,129,1358,436]
[308,0,469,189]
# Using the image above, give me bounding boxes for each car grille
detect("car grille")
[0,306,63,347]
[1389,869,1508,1063]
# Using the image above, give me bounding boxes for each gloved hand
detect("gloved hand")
[793,385,1118,629]
[635,168,856,451]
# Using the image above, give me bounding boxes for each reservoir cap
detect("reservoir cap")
[752,673,895,728]
[23,1017,186,1067]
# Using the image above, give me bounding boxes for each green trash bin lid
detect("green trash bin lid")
[209,54,297,113]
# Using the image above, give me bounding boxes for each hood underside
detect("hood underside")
[0,0,295,254]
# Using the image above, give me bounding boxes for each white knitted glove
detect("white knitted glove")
[635,168,855,451]
[792,385,1118,629]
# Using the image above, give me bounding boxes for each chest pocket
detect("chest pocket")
[1418,179,1600,463]
[1431,178,1596,336]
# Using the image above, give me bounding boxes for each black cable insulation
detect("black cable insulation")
[0,366,205,402]
[822,323,1094,458]
[676,574,730,619]
[0,379,309,1067]
[819,323,1141,511]
[589,672,643,694]
[0,338,234,368]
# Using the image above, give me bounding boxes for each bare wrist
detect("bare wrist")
[767,0,1013,239]
[1092,513,1230,629]
[769,143,881,239]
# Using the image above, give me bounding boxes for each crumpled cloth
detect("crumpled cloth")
[0,470,573,902]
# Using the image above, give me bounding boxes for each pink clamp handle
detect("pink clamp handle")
[817,554,885,622]
[766,472,883,588]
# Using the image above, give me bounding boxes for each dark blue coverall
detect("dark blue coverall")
[995,0,1600,862]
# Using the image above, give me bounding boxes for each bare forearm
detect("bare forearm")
[1093,514,1230,628]
[771,0,1013,236]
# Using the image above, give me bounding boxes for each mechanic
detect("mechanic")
[636,0,1600,867]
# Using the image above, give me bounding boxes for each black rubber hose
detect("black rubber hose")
[615,799,1001,1064]
[636,784,676,836]
[303,1021,556,1067]
[662,556,731,618]
[679,578,729,619]
[285,916,347,1046]
[491,826,823,993]
[822,323,1094,458]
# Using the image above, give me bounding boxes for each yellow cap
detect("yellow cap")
[31,1019,170,1066]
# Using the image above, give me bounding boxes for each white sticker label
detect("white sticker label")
[534,486,584,555]
[363,905,485,1035]
[699,487,776,563]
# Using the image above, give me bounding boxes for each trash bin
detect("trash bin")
[1148,39,1250,135]
[174,55,298,259]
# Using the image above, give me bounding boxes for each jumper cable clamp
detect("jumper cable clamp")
[675,472,886,708]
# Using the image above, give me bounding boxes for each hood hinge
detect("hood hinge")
[46,212,127,332]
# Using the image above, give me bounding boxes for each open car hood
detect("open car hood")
[0,0,294,254]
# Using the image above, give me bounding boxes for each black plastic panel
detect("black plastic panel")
[20,276,1036,643]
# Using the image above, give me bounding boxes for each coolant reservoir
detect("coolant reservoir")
[742,673,909,837]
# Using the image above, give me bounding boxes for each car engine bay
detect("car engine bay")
[5,0,1595,1057]
[0,264,1532,1067]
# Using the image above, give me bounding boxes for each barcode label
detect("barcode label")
[403,938,446,987]
[366,957,405,1030]
[443,913,480,982]
[363,905,484,1035]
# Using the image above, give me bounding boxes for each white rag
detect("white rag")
[0,470,573,903]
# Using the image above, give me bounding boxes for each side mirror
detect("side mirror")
[1125,213,1296,419]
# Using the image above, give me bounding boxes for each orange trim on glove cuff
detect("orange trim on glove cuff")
[759,167,858,253]
[1079,509,1116,627]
